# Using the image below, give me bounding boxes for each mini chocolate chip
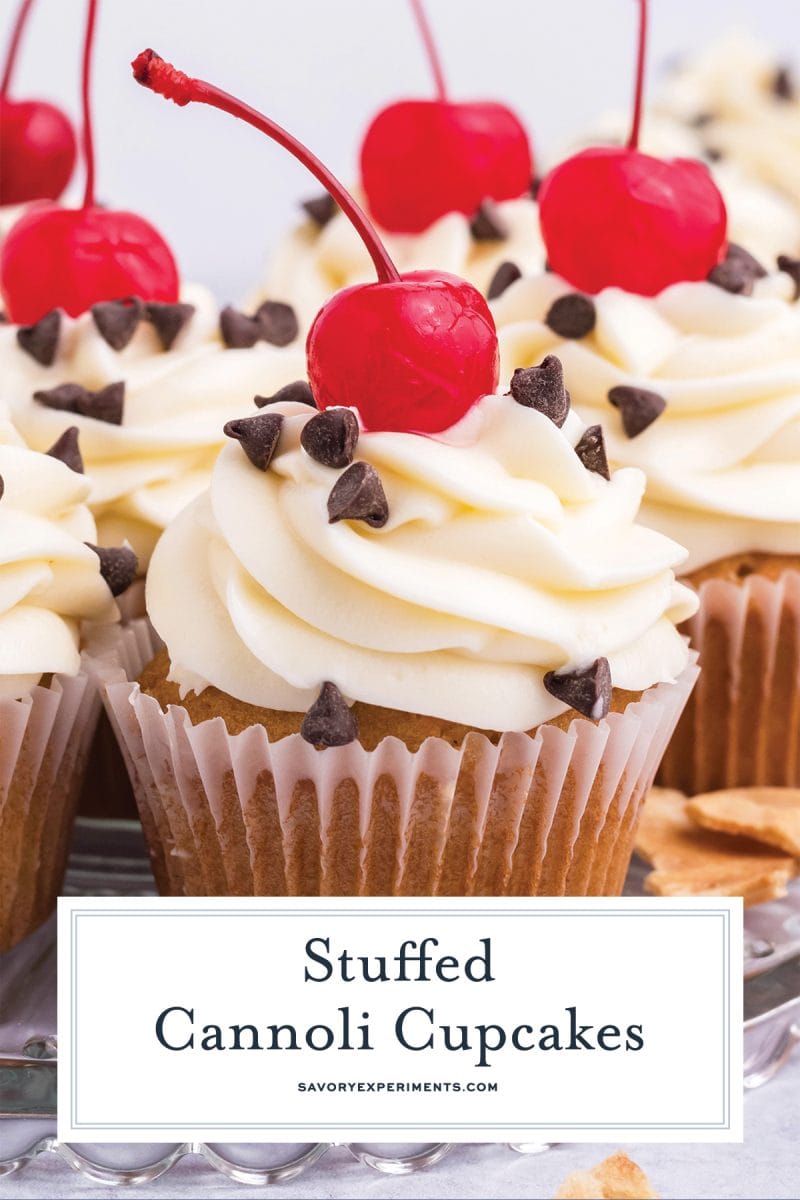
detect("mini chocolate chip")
[302,192,337,227]
[144,301,195,350]
[46,426,83,474]
[574,424,610,479]
[777,254,800,301]
[508,355,570,427]
[530,176,542,199]
[486,260,522,301]
[86,543,139,597]
[300,681,359,748]
[689,111,715,128]
[470,200,509,241]
[255,380,316,409]
[254,300,299,347]
[91,297,144,350]
[545,292,596,339]
[0,312,7,324]
[223,412,283,471]
[608,384,666,438]
[707,243,767,296]
[773,65,795,101]
[0,475,4,500]
[16,309,61,365]
[33,380,124,425]
[301,409,359,469]
[327,461,389,528]
[704,145,724,163]
[220,305,262,348]
[543,657,612,721]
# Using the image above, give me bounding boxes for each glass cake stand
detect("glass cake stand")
[0,819,797,1187]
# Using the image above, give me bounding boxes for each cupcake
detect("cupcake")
[87,47,701,900]
[655,31,800,212]
[247,1,541,330]
[0,421,121,950]
[493,265,800,793]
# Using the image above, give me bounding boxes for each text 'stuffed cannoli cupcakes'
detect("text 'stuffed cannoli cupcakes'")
[0,422,121,950]
[248,0,543,330]
[87,50,698,900]
[492,1,800,793]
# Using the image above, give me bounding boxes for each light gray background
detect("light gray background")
[2,0,799,301]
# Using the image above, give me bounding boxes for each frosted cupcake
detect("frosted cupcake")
[248,0,541,329]
[490,0,800,794]
[0,421,121,949]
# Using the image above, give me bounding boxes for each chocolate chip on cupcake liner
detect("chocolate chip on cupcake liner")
[0,665,103,951]
[659,567,800,794]
[85,621,698,899]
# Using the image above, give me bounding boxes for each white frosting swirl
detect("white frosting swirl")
[251,195,545,333]
[655,32,800,205]
[147,394,696,731]
[0,421,117,699]
[493,271,800,571]
[1,284,306,569]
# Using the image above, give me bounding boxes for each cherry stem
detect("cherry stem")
[410,0,447,102]
[627,0,647,150]
[132,50,400,284]
[80,0,98,209]
[0,0,36,99]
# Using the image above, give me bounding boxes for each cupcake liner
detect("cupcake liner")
[86,621,698,898]
[659,570,800,793]
[0,667,102,951]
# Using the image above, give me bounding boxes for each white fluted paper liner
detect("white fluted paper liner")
[0,666,102,950]
[85,620,698,897]
[660,569,800,793]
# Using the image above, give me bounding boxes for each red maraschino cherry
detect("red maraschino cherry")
[132,48,498,436]
[0,0,178,324]
[0,0,77,205]
[538,0,727,296]
[359,0,532,234]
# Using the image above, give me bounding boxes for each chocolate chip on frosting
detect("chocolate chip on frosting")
[300,681,359,748]
[255,380,316,409]
[486,260,522,301]
[302,192,337,228]
[574,424,610,479]
[508,354,570,427]
[0,475,4,500]
[220,300,299,349]
[545,292,597,339]
[777,254,800,301]
[608,385,666,438]
[255,300,299,347]
[689,111,715,128]
[327,461,389,528]
[707,243,767,296]
[17,309,61,365]
[773,65,795,101]
[46,426,83,474]
[223,412,283,471]
[86,543,138,597]
[470,200,509,241]
[543,657,612,721]
[529,176,542,199]
[144,301,195,350]
[91,297,144,350]
[301,409,359,469]
[33,381,125,425]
